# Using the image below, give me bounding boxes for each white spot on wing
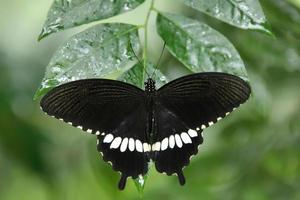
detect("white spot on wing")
[151,144,155,151]
[103,134,114,143]
[143,143,150,152]
[217,117,222,121]
[156,142,161,151]
[188,129,197,137]
[77,126,83,130]
[201,125,206,129]
[161,138,168,151]
[181,132,192,144]
[110,137,122,149]
[209,121,214,126]
[86,129,92,134]
[135,140,143,152]
[120,138,128,152]
[96,131,100,136]
[169,135,175,149]
[175,134,183,148]
[128,138,135,152]
[152,142,161,151]
[226,112,230,116]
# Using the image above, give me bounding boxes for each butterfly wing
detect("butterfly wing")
[40,79,150,189]
[153,72,251,184]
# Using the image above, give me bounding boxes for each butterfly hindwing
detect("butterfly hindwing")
[153,102,203,184]
[40,79,149,189]
[96,100,150,189]
[153,73,251,183]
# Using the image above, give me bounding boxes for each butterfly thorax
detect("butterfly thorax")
[144,78,156,146]
[145,78,156,94]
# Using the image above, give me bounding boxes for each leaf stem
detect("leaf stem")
[142,0,155,82]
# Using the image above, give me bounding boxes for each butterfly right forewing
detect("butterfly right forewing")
[156,73,250,129]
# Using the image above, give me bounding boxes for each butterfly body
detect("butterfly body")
[144,78,156,155]
[40,72,251,190]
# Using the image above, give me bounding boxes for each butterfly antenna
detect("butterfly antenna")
[129,42,150,77]
[151,42,166,79]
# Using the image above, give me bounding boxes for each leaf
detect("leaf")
[118,61,168,89]
[180,0,272,35]
[156,12,248,80]
[261,0,300,39]
[34,23,140,99]
[133,174,148,198]
[38,0,145,40]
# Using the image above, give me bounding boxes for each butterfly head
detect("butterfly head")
[145,78,156,92]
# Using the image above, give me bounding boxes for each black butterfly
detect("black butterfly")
[40,72,250,190]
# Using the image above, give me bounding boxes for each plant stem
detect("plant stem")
[142,0,155,82]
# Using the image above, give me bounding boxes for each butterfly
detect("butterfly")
[40,72,251,190]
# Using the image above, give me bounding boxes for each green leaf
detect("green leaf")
[118,61,168,89]
[180,0,272,35]
[133,174,148,198]
[34,23,140,99]
[156,12,248,80]
[261,0,300,39]
[38,0,145,40]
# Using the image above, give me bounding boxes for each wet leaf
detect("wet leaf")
[133,174,148,198]
[181,0,272,35]
[118,61,168,89]
[157,12,248,80]
[39,0,145,40]
[35,23,140,99]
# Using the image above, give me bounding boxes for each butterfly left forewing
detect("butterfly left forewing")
[40,79,150,189]
[153,72,251,184]
[40,79,144,133]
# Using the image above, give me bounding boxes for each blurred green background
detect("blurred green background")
[0,0,300,199]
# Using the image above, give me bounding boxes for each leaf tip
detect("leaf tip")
[256,22,276,38]
[33,87,44,100]
[33,86,52,101]
[37,35,44,42]
[33,91,41,101]
[37,29,49,41]
[134,175,147,197]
